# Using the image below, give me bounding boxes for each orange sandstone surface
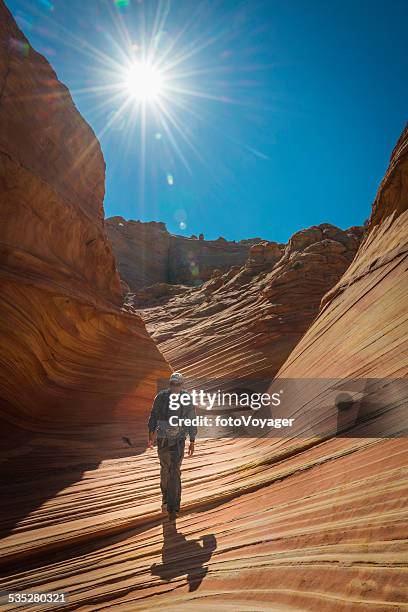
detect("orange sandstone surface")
[0,2,407,610]
[133,223,363,382]
[0,0,169,571]
[106,215,260,291]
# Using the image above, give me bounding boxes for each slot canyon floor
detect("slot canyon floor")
[1,432,407,610]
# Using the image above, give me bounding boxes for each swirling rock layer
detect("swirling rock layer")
[133,224,363,383]
[0,0,169,575]
[4,128,400,610]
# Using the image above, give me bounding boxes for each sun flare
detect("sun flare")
[124,61,163,102]
[81,2,248,185]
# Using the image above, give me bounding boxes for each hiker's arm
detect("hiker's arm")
[147,429,155,448]
[186,400,197,456]
[147,394,160,449]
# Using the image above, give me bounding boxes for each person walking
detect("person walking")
[148,372,197,521]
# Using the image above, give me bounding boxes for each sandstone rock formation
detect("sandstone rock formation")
[0,0,169,561]
[14,128,401,609]
[255,123,408,608]
[106,217,171,292]
[106,215,260,290]
[132,224,363,382]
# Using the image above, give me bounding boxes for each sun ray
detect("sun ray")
[162,84,236,105]
[155,108,193,173]
[155,99,205,168]
[150,2,208,70]
[95,96,134,142]
[16,0,271,220]
[147,0,171,62]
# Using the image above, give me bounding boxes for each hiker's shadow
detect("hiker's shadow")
[151,520,217,592]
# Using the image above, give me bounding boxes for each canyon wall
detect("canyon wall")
[276,124,408,381]
[106,215,260,290]
[0,0,169,554]
[133,224,363,382]
[0,0,169,428]
[106,217,171,291]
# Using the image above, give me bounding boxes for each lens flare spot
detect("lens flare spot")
[10,38,30,57]
[190,264,199,276]
[167,173,174,186]
[179,221,187,230]
[38,0,54,11]
[174,209,187,222]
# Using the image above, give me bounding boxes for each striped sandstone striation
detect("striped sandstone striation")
[0,0,169,562]
[133,224,363,383]
[20,128,402,610]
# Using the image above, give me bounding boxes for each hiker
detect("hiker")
[147,372,197,521]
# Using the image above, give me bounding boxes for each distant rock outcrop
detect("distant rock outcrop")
[106,216,260,290]
[106,218,171,292]
[132,224,364,380]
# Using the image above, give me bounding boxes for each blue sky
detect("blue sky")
[7,0,408,242]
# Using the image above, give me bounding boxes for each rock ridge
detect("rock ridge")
[106,215,263,290]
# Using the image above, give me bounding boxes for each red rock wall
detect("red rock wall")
[279,124,408,380]
[251,123,408,609]
[0,8,120,302]
[106,217,171,292]
[135,224,363,383]
[0,0,169,437]
[106,215,258,290]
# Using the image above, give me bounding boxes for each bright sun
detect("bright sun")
[124,61,163,102]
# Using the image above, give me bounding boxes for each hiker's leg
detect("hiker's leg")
[167,440,185,512]
[158,443,171,505]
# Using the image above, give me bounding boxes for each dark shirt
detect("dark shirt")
[148,389,197,443]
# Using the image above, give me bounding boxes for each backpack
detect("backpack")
[157,389,190,441]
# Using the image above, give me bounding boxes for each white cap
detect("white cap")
[169,372,184,385]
